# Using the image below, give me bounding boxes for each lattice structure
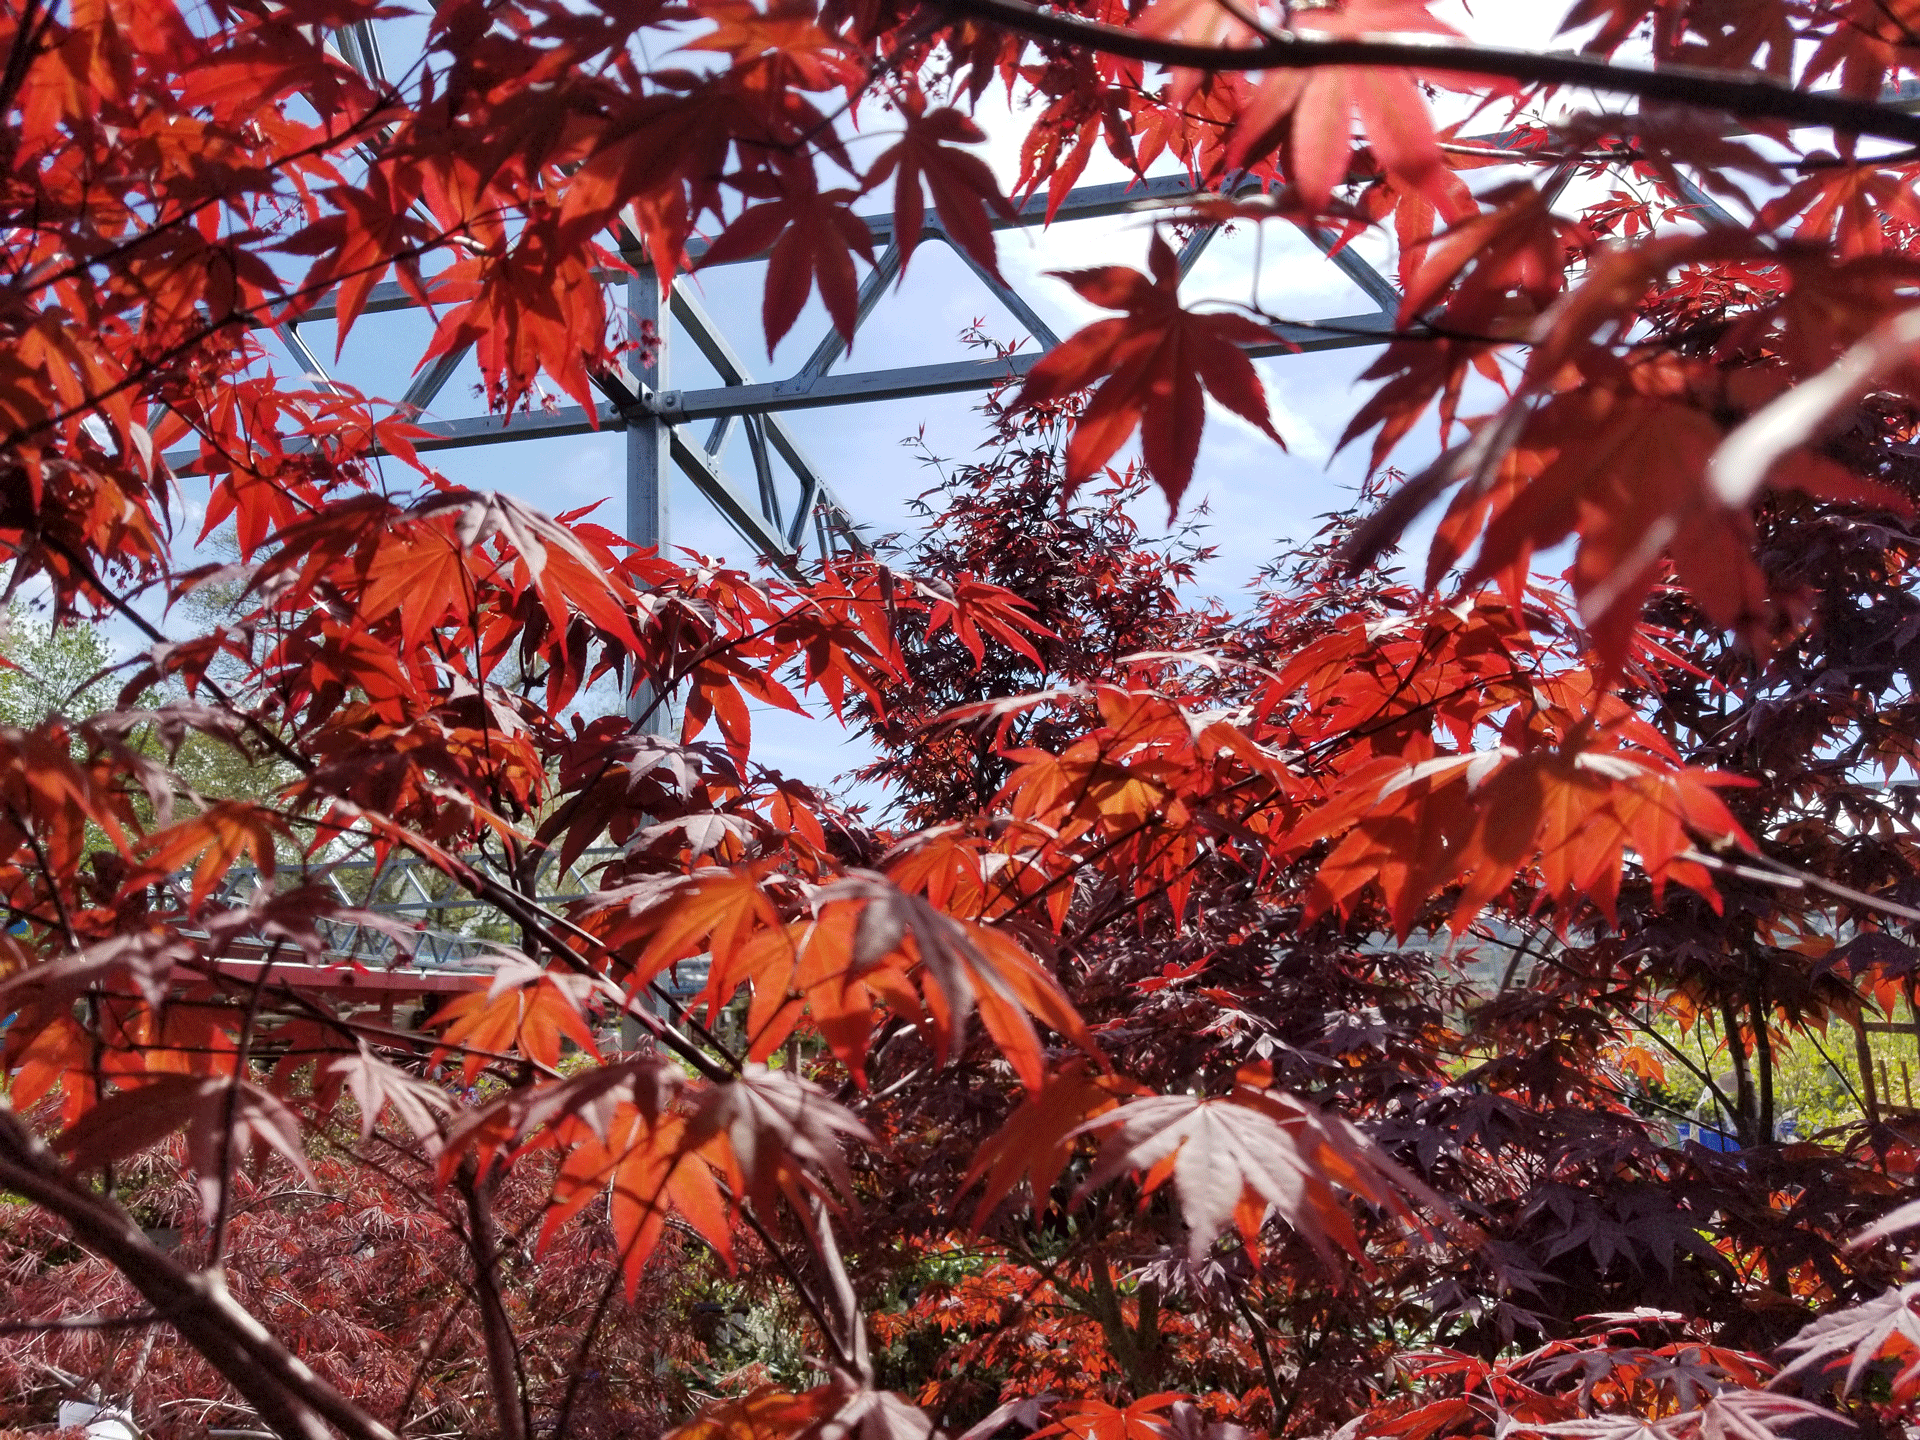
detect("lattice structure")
[163,26,1920,582]
[216,171,1412,575]
[186,848,713,999]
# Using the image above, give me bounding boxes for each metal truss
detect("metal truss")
[163,173,1409,578]
[154,169,1410,989]
[160,27,1920,582]
[154,26,1897,989]
[156,17,1419,571]
[387,172,1407,575]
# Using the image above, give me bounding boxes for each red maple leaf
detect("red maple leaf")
[700,160,875,352]
[864,99,1015,277]
[1225,0,1486,208]
[1015,233,1284,513]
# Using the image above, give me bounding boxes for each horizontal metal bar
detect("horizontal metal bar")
[171,959,484,994]
[171,955,710,996]
[658,353,1045,420]
[654,312,1397,421]
[403,403,619,451]
[1249,311,1401,353]
[163,309,1398,469]
[160,401,620,472]
[217,849,618,884]
[295,175,1223,324]
[308,897,586,915]
[684,173,1212,268]
[298,276,449,324]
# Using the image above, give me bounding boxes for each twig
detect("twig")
[455,1158,532,1440]
[209,943,281,1271]
[1684,846,1920,927]
[735,1203,859,1375]
[1231,1289,1285,1425]
[806,1194,871,1384]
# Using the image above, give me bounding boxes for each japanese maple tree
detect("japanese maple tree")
[9,0,1920,1438]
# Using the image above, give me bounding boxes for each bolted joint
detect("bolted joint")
[642,388,685,422]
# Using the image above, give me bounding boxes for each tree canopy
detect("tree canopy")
[7,1,1920,1439]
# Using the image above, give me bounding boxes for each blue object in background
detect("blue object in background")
[1674,1119,1740,1152]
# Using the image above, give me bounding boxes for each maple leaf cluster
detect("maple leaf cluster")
[10,0,1920,1439]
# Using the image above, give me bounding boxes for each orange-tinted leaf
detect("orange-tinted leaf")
[961,1060,1132,1227]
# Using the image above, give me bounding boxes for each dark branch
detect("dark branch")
[935,0,1920,149]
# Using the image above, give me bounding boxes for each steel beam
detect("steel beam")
[625,268,671,557]
[294,172,1394,319]
[274,323,344,394]
[400,342,470,415]
[591,368,800,567]
[161,309,1396,471]
[647,312,1396,423]
[688,172,1220,265]
[668,282,853,548]
[795,241,905,378]
[623,264,676,730]
[398,404,617,450]
[667,425,797,566]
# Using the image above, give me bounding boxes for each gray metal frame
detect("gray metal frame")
[153,28,1826,983]
[406,177,1406,575]
[193,846,714,996]
[161,8,1419,571]
[163,171,1409,578]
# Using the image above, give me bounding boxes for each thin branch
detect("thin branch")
[1801,1023,1869,1115]
[936,0,1920,148]
[1231,1289,1285,1425]
[548,1262,629,1440]
[735,1203,858,1375]
[454,1159,532,1440]
[208,943,281,1270]
[1687,845,1920,927]
[805,1194,871,1384]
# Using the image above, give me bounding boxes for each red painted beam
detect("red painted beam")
[169,959,486,995]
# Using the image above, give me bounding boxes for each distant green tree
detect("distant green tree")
[0,599,118,726]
